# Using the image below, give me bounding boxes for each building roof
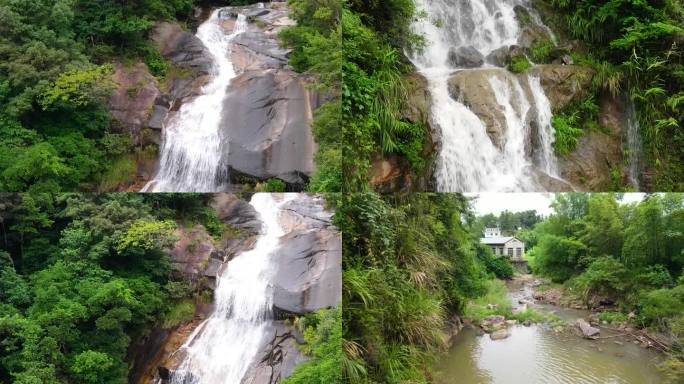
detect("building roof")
[480,236,517,245]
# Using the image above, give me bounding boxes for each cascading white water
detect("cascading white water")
[169,193,293,384]
[626,99,643,189]
[145,10,247,192]
[410,0,563,191]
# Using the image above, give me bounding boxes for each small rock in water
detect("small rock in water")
[576,318,600,339]
[523,320,532,327]
[613,341,623,346]
[447,46,485,68]
[505,320,518,326]
[490,329,510,340]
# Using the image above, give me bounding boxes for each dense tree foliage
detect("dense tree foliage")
[340,193,512,382]
[545,0,684,190]
[475,209,542,235]
[526,193,684,381]
[280,0,342,192]
[0,193,225,383]
[0,0,196,192]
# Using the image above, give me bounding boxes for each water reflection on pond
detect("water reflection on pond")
[435,324,664,384]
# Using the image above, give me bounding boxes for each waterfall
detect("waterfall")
[410,0,563,192]
[626,99,643,190]
[169,193,293,384]
[145,10,247,192]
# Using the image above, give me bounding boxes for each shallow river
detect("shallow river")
[435,279,665,384]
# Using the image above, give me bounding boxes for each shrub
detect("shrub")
[597,311,629,323]
[161,300,195,328]
[260,178,287,192]
[571,256,628,304]
[509,56,532,73]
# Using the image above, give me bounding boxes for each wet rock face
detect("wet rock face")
[220,71,314,185]
[217,3,315,186]
[108,63,160,145]
[152,22,213,76]
[447,69,514,148]
[535,64,594,112]
[210,193,262,234]
[242,323,308,384]
[272,194,342,314]
[559,95,625,190]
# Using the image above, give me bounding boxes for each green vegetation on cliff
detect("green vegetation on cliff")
[280,0,342,192]
[0,193,221,383]
[339,193,514,382]
[545,0,684,190]
[525,193,684,382]
[284,307,342,384]
[341,1,428,191]
[0,0,197,192]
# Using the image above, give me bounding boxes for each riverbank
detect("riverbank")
[439,274,667,383]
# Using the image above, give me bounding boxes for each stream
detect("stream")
[436,276,665,384]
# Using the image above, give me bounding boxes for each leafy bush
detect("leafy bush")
[638,284,684,330]
[530,40,555,63]
[598,311,629,323]
[476,244,514,279]
[260,178,287,192]
[552,96,600,155]
[161,300,195,328]
[284,308,342,384]
[509,56,532,73]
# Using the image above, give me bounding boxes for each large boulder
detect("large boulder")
[169,225,216,283]
[272,195,341,314]
[486,46,511,67]
[448,46,485,68]
[220,70,315,185]
[151,22,213,76]
[514,5,553,47]
[210,193,262,234]
[447,69,524,148]
[232,31,289,71]
[534,64,594,112]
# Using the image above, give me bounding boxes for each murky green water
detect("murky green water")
[435,279,665,384]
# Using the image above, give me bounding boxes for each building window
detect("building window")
[491,247,497,254]
[499,247,504,255]
[516,248,522,256]
[507,248,513,257]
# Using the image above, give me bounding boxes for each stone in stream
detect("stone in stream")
[576,318,600,339]
[485,46,511,67]
[480,315,506,333]
[447,46,484,68]
[490,329,510,340]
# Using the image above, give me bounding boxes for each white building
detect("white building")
[480,228,525,261]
